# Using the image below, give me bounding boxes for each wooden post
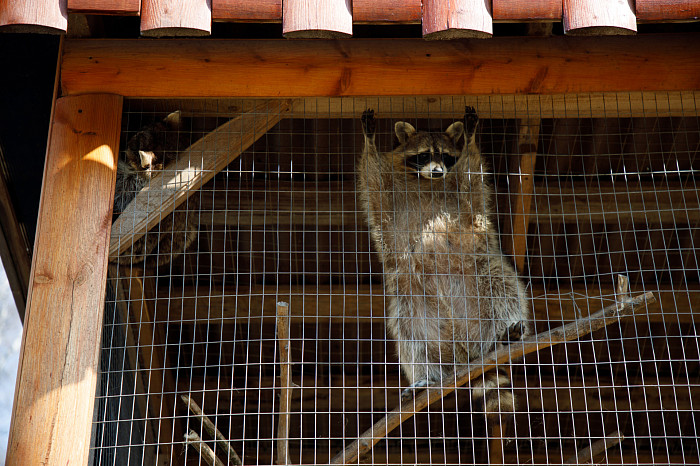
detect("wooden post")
[0,0,67,33]
[423,0,492,39]
[283,0,352,38]
[5,94,122,466]
[276,301,292,465]
[140,0,211,37]
[564,0,637,35]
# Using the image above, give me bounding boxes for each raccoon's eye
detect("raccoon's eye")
[405,152,432,170]
[441,154,458,169]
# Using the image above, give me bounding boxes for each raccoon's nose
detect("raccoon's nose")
[430,165,444,177]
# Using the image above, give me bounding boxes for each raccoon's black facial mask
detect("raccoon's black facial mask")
[405,152,458,179]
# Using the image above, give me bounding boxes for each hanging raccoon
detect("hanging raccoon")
[357,107,532,421]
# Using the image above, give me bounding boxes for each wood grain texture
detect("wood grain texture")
[213,0,281,22]
[67,0,140,15]
[110,100,291,257]
[0,0,67,33]
[141,0,211,37]
[354,0,421,23]
[493,0,562,21]
[423,0,492,39]
[283,0,352,38]
[60,36,700,97]
[5,94,122,466]
[564,0,637,35]
[636,0,700,21]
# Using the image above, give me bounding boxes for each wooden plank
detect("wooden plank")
[423,0,492,38]
[492,0,562,21]
[157,283,697,325]
[212,0,281,22]
[67,0,140,15]
[6,94,122,466]
[123,92,700,119]
[60,36,700,97]
[508,119,540,273]
[637,0,700,22]
[282,0,352,38]
[110,100,291,258]
[563,0,637,35]
[353,0,421,24]
[141,0,211,37]
[0,0,67,33]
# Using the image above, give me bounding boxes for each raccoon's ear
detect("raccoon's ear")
[394,122,416,144]
[445,121,465,143]
[164,111,183,130]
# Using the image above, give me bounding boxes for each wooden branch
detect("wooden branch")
[329,291,656,464]
[140,0,211,37]
[0,0,67,33]
[181,394,243,465]
[185,430,225,466]
[276,301,292,465]
[283,0,352,38]
[564,430,624,464]
[423,0,492,39]
[109,99,291,258]
[60,35,700,97]
[6,94,122,466]
[564,0,637,35]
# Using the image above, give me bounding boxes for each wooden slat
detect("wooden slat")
[422,0,492,39]
[564,0,637,35]
[637,0,700,21]
[141,0,211,37]
[0,0,67,33]
[60,36,700,97]
[212,0,281,22]
[282,0,352,38]
[492,0,562,21]
[353,0,421,24]
[157,283,697,325]
[6,94,122,466]
[110,100,291,258]
[67,0,140,15]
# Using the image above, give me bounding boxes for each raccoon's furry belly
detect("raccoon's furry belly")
[382,212,528,385]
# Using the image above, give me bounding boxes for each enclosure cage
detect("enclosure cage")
[91,93,699,466]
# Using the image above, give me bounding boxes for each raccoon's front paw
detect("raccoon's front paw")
[361,109,376,136]
[464,106,479,136]
[500,321,526,343]
[400,379,430,402]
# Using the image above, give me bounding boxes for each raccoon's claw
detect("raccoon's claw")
[501,321,526,343]
[361,109,376,136]
[400,379,430,402]
[464,106,479,137]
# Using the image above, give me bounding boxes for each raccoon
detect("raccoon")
[112,111,198,267]
[357,107,531,422]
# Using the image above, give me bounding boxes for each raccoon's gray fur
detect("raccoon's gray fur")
[357,107,532,421]
[112,111,198,267]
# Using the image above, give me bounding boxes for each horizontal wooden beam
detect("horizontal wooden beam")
[636,0,700,22]
[66,0,140,15]
[492,0,562,21]
[152,283,695,325]
[212,0,281,23]
[353,0,421,24]
[60,35,700,97]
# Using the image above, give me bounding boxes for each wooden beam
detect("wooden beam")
[564,0,637,35]
[110,100,291,258]
[0,0,67,33]
[422,0,492,39]
[156,283,696,325]
[6,94,122,466]
[354,0,421,24]
[60,36,700,97]
[636,0,700,22]
[67,0,140,15]
[213,0,281,23]
[283,0,352,38]
[492,0,562,21]
[140,0,211,37]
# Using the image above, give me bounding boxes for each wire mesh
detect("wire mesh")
[94,94,700,466]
